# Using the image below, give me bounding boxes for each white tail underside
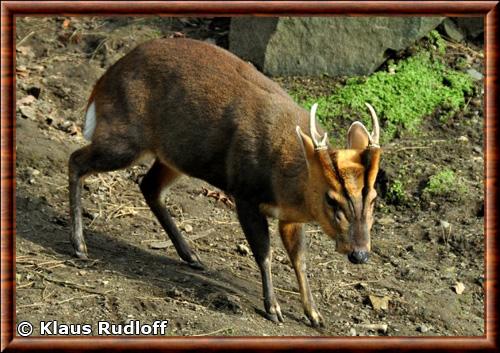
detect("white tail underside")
[83,101,96,140]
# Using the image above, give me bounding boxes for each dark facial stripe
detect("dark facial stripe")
[330,151,356,219]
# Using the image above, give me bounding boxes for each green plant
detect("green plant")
[428,30,447,55]
[290,47,473,143]
[387,179,407,204]
[424,168,465,196]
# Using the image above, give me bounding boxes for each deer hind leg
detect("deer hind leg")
[140,159,204,270]
[235,199,284,323]
[279,221,324,328]
[68,142,140,259]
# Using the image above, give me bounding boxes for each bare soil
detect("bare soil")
[15,17,484,337]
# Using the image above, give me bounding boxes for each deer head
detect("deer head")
[296,103,381,264]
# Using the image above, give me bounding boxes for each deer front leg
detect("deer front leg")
[235,199,284,323]
[279,221,324,328]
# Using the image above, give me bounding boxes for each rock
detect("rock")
[149,241,170,250]
[275,255,285,263]
[168,288,182,297]
[453,281,465,294]
[457,135,469,143]
[473,146,482,154]
[27,167,40,177]
[368,295,390,311]
[417,324,429,333]
[441,18,465,42]
[349,327,357,336]
[453,17,484,40]
[236,243,250,256]
[357,323,388,334]
[439,220,451,231]
[466,68,483,81]
[230,17,443,76]
[183,224,193,233]
[470,98,482,108]
[19,105,36,120]
[18,95,36,106]
[16,45,35,58]
[378,216,395,225]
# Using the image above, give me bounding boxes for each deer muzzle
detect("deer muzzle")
[348,249,370,264]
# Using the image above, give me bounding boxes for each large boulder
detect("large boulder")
[453,17,484,40]
[229,17,443,77]
[440,17,484,42]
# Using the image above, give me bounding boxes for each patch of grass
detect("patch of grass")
[387,179,407,205]
[290,35,473,142]
[424,168,466,196]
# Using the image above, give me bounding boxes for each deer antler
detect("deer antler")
[365,103,380,147]
[310,103,328,150]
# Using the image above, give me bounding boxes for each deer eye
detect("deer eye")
[325,193,336,208]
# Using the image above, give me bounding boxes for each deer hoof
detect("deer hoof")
[187,260,205,271]
[265,303,284,323]
[307,310,325,328]
[75,250,89,260]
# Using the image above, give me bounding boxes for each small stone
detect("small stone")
[417,324,429,333]
[149,241,170,250]
[18,95,36,106]
[78,270,87,276]
[101,280,109,285]
[470,98,482,108]
[368,295,390,311]
[358,323,388,334]
[58,120,78,134]
[27,167,40,177]
[453,281,466,294]
[32,65,45,72]
[236,243,250,256]
[19,105,36,119]
[473,146,482,154]
[439,220,451,231]
[350,327,357,336]
[457,135,469,143]
[16,45,35,58]
[378,216,395,225]
[183,224,193,233]
[466,68,483,81]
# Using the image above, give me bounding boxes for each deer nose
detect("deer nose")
[348,250,369,264]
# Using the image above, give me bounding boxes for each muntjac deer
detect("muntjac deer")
[69,38,381,328]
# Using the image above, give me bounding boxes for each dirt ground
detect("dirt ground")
[14,17,484,337]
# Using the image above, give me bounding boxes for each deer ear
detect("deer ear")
[347,122,370,149]
[296,126,315,166]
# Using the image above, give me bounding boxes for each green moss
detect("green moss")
[428,30,447,55]
[424,168,466,196]
[290,38,473,142]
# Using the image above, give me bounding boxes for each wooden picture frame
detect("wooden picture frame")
[1,1,498,351]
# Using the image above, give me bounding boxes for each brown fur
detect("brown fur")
[69,38,381,328]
